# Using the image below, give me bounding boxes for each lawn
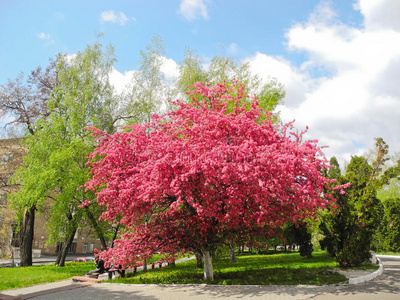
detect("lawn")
[0,254,178,291]
[0,251,378,290]
[0,261,95,291]
[110,251,351,285]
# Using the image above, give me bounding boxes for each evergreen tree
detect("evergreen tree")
[319,139,399,267]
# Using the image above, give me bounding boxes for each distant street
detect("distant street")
[0,253,95,267]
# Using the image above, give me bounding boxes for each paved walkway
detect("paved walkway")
[0,254,93,267]
[1,256,399,300]
[308,255,400,299]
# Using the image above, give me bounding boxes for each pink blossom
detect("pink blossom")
[85,81,341,268]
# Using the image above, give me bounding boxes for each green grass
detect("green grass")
[0,252,379,290]
[345,262,379,271]
[146,254,179,264]
[110,251,350,285]
[0,262,95,291]
[376,251,400,256]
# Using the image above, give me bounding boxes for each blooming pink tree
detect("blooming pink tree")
[85,81,340,281]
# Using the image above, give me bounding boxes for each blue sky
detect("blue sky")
[1,0,400,166]
[1,0,361,81]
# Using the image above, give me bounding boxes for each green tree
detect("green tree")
[319,139,399,267]
[176,49,285,113]
[284,221,313,258]
[373,197,400,252]
[378,178,400,201]
[10,40,117,266]
[373,151,400,253]
[120,35,174,125]
[0,61,57,266]
[377,152,400,202]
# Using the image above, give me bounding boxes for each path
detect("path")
[305,255,400,299]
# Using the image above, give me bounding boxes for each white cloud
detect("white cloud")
[309,0,338,24]
[247,0,400,167]
[245,52,314,110]
[354,0,400,31]
[178,0,209,21]
[64,54,77,64]
[109,56,180,95]
[37,32,50,40]
[160,57,180,83]
[100,11,130,26]
[109,68,136,95]
[37,32,55,45]
[229,43,239,55]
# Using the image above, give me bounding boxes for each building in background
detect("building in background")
[0,138,103,258]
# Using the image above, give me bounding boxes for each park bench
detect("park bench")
[107,266,126,280]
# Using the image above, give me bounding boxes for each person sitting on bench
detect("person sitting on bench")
[87,258,107,277]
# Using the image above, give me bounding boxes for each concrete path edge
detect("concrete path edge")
[348,257,383,284]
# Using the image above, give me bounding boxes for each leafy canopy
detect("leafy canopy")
[9,40,117,251]
[85,81,340,277]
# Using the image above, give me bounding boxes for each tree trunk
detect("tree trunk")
[55,227,77,267]
[196,253,203,268]
[202,250,214,281]
[84,206,107,250]
[229,243,237,263]
[55,244,62,266]
[55,212,79,266]
[110,224,120,248]
[142,259,147,272]
[20,206,35,267]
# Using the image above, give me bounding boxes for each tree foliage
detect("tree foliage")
[0,60,57,266]
[373,197,400,252]
[319,138,400,267]
[85,81,339,281]
[2,36,289,268]
[176,49,285,114]
[120,35,174,125]
[284,221,313,258]
[9,40,117,266]
[0,61,56,136]
[373,151,400,253]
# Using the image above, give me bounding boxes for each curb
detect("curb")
[71,276,104,283]
[376,254,400,260]
[348,257,383,285]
